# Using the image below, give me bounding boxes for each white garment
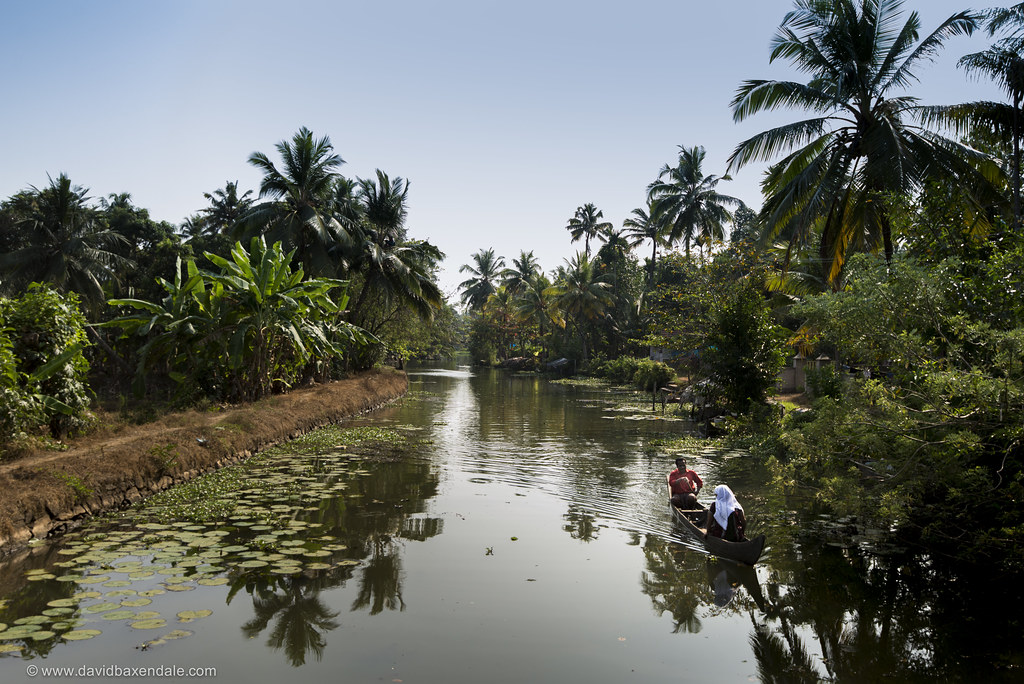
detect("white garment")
[713,485,742,531]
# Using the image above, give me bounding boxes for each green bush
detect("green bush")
[806,365,844,400]
[600,357,642,384]
[0,322,41,440]
[703,282,788,410]
[632,359,674,392]
[0,284,92,439]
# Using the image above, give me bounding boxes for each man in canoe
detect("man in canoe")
[705,484,747,542]
[668,457,702,510]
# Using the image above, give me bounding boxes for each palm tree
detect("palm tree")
[200,180,254,236]
[514,272,558,357]
[0,174,131,311]
[344,171,443,331]
[622,202,672,289]
[648,145,742,259]
[239,127,347,277]
[500,250,540,296]
[931,7,1024,230]
[458,248,505,311]
[565,203,612,257]
[986,3,1024,42]
[545,252,612,361]
[728,0,991,283]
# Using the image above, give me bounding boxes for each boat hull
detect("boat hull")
[667,480,766,565]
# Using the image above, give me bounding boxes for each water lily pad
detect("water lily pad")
[102,610,136,621]
[105,590,137,598]
[47,598,80,608]
[305,563,331,571]
[14,615,50,625]
[130,619,167,630]
[55,574,82,582]
[128,571,155,580]
[163,576,191,585]
[138,590,165,597]
[29,630,56,641]
[0,626,43,640]
[270,566,300,575]
[51,620,85,631]
[163,584,195,592]
[162,629,193,640]
[0,644,22,653]
[176,610,212,622]
[73,591,102,599]
[42,608,74,617]
[74,575,111,585]
[63,629,102,641]
[121,598,152,608]
[237,560,268,569]
[26,573,56,581]
[85,603,121,614]
[102,580,132,588]
[133,611,161,620]
[196,577,228,586]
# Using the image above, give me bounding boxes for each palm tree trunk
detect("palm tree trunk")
[1013,91,1021,231]
[649,242,657,290]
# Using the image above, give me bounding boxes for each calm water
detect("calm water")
[0,363,1021,683]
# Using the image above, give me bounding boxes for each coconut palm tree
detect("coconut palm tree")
[728,0,993,283]
[622,202,672,289]
[200,180,254,236]
[339,171,443,366]
[929,6,1024,230]
[515,272,559,356]
[239,127,348,277]
[545,252,613,361]
[458,248,505,311]
[500,250,540,296]
[565,203,613,257]
[648,145,742,259]
[0,174,131,311]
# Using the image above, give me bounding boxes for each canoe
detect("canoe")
[667,478,766,566]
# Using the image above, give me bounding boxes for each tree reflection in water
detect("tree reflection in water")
[235,456,445,667]
[639,536,705,634]
[563,504,599,542]
[236,574,342,667]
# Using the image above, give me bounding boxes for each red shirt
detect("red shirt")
[669,468,702,496]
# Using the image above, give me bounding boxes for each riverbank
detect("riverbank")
[0,368,408,553]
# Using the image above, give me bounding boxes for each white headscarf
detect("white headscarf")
[713,485,742,531]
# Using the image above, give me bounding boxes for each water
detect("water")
[0,363,1021,682]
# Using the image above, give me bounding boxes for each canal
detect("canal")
[0,363,1020,682]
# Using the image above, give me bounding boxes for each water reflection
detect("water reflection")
[1,364,1022,682]
[234,574,341,667]
[562,505,599,542]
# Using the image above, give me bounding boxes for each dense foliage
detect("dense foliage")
[104,238,365,402]
[0,284,92,441]
[453,0,1024,570]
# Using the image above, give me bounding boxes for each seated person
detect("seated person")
[668,457,702,509]
[705,485,747,542]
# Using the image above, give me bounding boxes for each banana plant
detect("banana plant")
[105,237,368,401]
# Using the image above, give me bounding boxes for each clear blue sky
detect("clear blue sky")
[0,1,1006,296]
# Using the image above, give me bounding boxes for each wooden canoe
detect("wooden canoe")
[667,478,766,566]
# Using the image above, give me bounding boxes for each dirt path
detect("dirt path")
[0,369,408,552]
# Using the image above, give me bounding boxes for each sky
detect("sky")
[0,0,1008,298]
